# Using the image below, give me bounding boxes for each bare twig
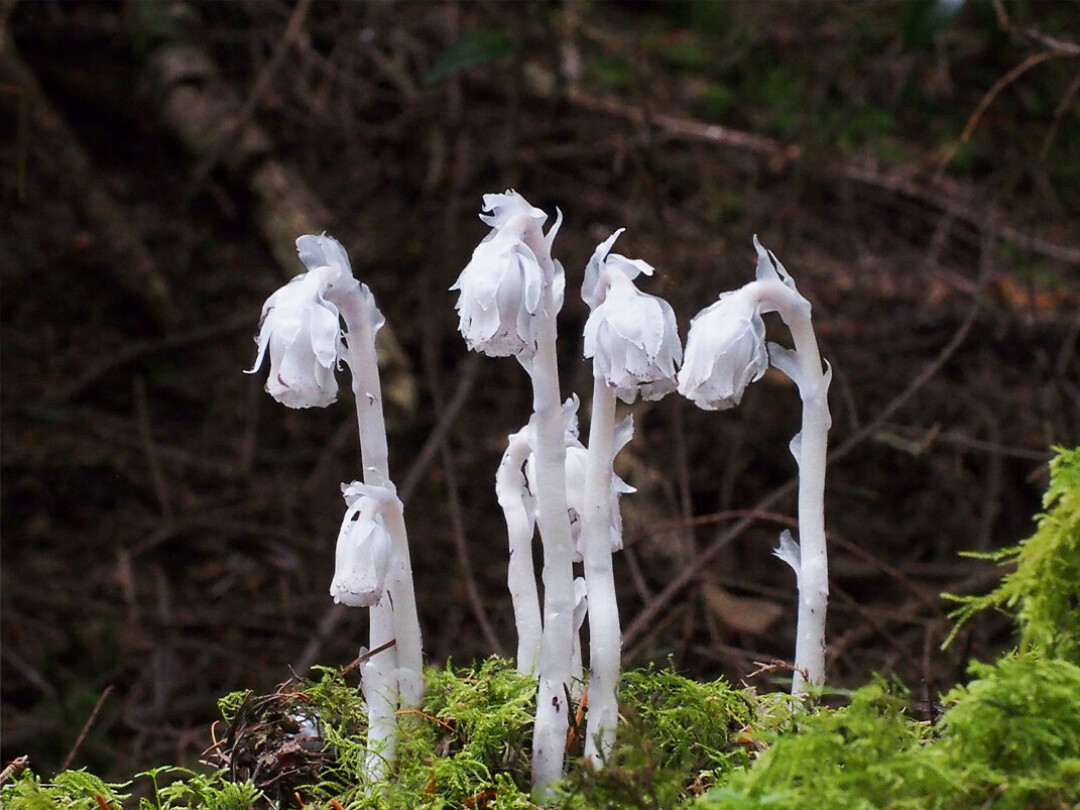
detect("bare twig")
[59,685,114,772]
[991,0,1080,57]
[186,0,314,201]
[938,50,1067,172]
[134,377,174,522]
[1041,68,1080,160]
[531,79,1080,266]
[0,756,30,786]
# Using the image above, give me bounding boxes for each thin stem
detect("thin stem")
[497,431,543,674]
[521,226,575,800]
[381,496,424,708]
[335,283,400,774]
[745,278,830,695]
[581,375,620,764]
[786,312,829,695]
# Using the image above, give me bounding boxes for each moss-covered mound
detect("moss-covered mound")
[3,447,1079,809]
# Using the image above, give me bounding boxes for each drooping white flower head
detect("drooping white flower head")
[247,234,354,408]
[677,288,768,411]
[450,191,564,361]
[524,397,635,561]
[330,481,395,607]
[678,235,810,411]
[582,230,682,403]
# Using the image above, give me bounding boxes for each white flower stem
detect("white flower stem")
[359,656,395,786]
[334,284,424,788]
[785,312,829,696]
[497,432,543,674]
[581,375,620,764]
[747,279,830,695]
[521,225,575,800]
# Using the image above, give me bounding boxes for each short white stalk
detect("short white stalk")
[359,655,396,786]
[379,493,424,708]
[497,430,543,674]
[581,375,620,764]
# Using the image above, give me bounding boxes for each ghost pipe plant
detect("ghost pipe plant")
[579,230,682,763]
[678,236,832,696]
[495,426,543,674]
[451,191,575,798]
[247,235,424,782]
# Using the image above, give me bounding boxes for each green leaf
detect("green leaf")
[425,29,515,85]
[903,0,965,50]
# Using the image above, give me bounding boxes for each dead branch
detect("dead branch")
[0,30,177,327]
[526,74,1080,267]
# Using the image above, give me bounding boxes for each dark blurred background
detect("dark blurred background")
[2,0,1078,782]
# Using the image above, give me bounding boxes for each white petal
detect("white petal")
[774,529,801,578]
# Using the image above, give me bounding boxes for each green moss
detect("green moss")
[0,770,130,810]
[558,667,755,808]
[697,657,1080,809]
[946,446,1080,664]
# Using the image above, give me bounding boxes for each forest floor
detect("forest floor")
[2,0,1079,784]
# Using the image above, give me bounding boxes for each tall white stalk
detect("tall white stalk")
[523,252,576,799]
[579,230,681,762]
[678,236,831,696]
[336,281,425,782]
[767,300,830,695]
[450,191,575,798]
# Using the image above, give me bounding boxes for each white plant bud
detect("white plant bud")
[582,230,682,403]
[247,235,355,408]
[677,288,768,411]
[451,191,563,361]
[330,481,394,608]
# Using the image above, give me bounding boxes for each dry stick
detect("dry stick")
[554,88,1080,266]
[133,377,174,523]
[59,685,114,772]
[991,0,1080,57]
[185,0,314,202]
[656,508,941,614]
[49,315,253,403]
[1040,68,1080,160]
[623,251,994,654]
[437,440,505,657]
[0,756,30,786]
[938,50,1067,174]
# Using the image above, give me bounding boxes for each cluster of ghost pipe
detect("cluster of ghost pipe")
[246,235,423,786]
[451,193,831,798]
[246,196,831,801]
[452,194,685,792]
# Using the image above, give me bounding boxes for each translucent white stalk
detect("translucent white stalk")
[496,429,543,674]
[520,217,575,800]
[678,237,830,696]
[317,282,418,792]
[359,654,396,786]
[580,375,620,763]
[765,297,830,696]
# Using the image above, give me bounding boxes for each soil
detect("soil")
[2,0,1078,783]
